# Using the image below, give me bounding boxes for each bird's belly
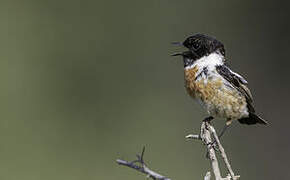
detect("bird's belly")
[200,86,248,120]
[185,69,248,119]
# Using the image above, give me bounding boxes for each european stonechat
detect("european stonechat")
[172,34,267,135]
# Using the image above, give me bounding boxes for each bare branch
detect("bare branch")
[117,121,240,180]
[202,122,222,179]
[186,121,240,180]
[116,147,171,180]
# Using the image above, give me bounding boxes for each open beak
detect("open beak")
[171,42,183,46]
[171,42,184,56]
[171,52,183,56]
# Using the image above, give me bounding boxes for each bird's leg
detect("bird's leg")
[218,119,232,139]
[210,121,232,150]
[218,124,230,139]
[206,119,231,152]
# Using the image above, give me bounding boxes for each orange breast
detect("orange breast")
[184,66,222,100]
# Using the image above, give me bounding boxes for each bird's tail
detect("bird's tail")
[238,113,268,125]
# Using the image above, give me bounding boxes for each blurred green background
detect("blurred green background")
[0,0,289,179]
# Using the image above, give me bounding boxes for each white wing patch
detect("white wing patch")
[229,70,248,84]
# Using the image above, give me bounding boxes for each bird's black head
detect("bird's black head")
[172,34,225,67]
[183,34,225,58]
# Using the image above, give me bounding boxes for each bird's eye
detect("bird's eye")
[192,42,200,50]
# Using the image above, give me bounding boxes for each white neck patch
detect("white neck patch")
[185,52,224,71]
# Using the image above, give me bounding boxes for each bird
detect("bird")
[172,34,267,136]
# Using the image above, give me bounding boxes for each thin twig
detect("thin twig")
[208,125,240,180]
[116,147,171,180]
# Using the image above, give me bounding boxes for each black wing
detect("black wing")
[216,65,255,113]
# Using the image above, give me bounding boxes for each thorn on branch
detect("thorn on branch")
[116,147,171,180]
